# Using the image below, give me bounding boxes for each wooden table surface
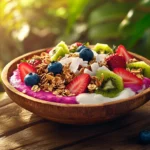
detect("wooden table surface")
[0,93,150,150]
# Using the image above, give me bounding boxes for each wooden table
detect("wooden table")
[0,93,150,150]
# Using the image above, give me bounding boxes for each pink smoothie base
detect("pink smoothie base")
[10,70,78,104]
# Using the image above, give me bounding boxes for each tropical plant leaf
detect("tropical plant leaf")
[65,0,89,34]
[88,22,120,42]
[126,14,150,48]
[88,2,133,27]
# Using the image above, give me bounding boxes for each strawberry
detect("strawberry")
[75,42,82,47]
[116,45,133,62]
[66,73,91,95]
[106,54,126,70]
[113,68,143,85]
[46,48,52,53]
[18,62,36,82]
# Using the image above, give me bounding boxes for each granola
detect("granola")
[31,85,41,92]
[32,59,76,96]
[13,41,150,102]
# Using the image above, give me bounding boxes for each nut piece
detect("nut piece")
[130,68,143,74]
[98,61,108,67]
[62,64,75,84]
[129,68,144,79]
[87,76,104,92]
[88,84,97,92]
[89,57,96,65]
[68,53,79,57]
[31,85,41,92]
[91,76,103,87]
[128,58,138,63]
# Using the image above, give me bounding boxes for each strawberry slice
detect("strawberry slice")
[116,45,133,62]
[75,42,82,47]
[18,62,36,82]
[113,68,143,85]
[66,73,91,95]
[46,48,52,53]
[106,54,126,70]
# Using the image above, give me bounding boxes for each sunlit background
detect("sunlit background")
[0,0,150,93]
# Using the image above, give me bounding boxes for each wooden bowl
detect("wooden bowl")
[1,48,150,125]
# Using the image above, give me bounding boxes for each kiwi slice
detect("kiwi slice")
[56,41,69,53]
[50,47,64,61]
[50,41,69,61]
[96,70,124,98]
[127,61,150,78]
[93,43,113,54]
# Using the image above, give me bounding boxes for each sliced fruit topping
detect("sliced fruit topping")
[75,42,82,47]
[116,45,133,62]
[47,62,63,75]
[93,43,113,54]
[127,61,150,78]
[106,54,126,70]
[66,73,91,95]
[24,73,40,86]
[50,47,63,61]
[96,70,124,98]
[46,48,52,53]
[56,41,69,52]
[49,41,69,61]
[113,68,143,85]
[79,48,94,61]
[18,62,36,82]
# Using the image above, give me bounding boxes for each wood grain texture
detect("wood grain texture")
[62,104,150,150]
[1,48,150,124]
[0,92,13,107]
[0,102,44,138]
[0,96,149,150]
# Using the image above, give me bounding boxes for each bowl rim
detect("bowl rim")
[1,48,150,108]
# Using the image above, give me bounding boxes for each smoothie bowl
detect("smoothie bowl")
[1,41,150,125]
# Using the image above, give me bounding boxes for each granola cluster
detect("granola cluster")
[28,51,104,96]
[127,68,143,79]
[125,58,143,79]
[88,76,104,92]
[27,52,75,96]
[36,64,76,96]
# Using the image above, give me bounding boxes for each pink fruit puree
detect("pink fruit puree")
[10,69,78,104]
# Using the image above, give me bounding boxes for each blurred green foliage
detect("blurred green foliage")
[0,0,150,92]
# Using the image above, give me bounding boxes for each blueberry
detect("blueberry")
[139,130,150,144]
[48,62,63,75]
[24,73,40,86]
[79,48,94,61]
[77,45,86,52]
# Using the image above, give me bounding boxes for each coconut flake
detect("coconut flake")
[84,68,95,76]
[92,50,98,56]
[91,63,99,73]
[70,58,80,73]
[96,54,107,63]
